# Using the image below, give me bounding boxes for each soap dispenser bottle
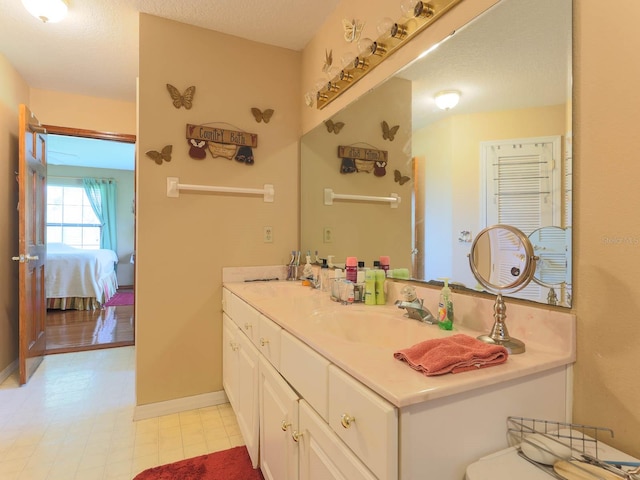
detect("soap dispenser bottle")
[438,278,454,330]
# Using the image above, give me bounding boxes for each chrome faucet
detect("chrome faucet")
[395,299,437,324]
[395,285,437,324]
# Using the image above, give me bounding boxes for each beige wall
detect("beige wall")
[137,14,300,404]
[573,1,640,456]
[30,89,136,134]
[0,53,30,375]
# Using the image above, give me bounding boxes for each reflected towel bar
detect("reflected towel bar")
[324,188,400,208]
[167,177,274,202]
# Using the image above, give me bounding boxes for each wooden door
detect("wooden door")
[15,104,47,385]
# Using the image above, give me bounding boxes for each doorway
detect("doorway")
[43,125,136,354]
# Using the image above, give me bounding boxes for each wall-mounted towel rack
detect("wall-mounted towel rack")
[324,188,400,208]
[167,177,274,202]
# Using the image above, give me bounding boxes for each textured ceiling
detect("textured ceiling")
[0,0,340,102]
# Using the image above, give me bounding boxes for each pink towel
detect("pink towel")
[393,334,508,376]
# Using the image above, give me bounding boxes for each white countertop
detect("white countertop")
[223,279,576,408]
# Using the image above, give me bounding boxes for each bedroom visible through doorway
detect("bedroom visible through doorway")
[44,125,136,354]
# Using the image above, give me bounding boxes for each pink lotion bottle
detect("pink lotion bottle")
[345,256,358,283]
[379,256,390,276]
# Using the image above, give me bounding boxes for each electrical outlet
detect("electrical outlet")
[323,227,333,243]
[263,226,273,243]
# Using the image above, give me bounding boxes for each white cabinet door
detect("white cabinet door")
[259,357,300,480]
[222,314,239,410]
[236,325,260,468]
[299,400,377,480]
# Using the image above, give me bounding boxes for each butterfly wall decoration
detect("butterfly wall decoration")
[325,119,345,134]
[394,169,411,185]
[146,145,172,165]
[166,84,195,109]
[251,108,274,124]
[342,18,365,43]
[382,121,400,141]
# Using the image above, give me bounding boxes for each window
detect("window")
[47,185,101,249]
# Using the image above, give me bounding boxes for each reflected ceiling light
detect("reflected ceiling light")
[434,90,461,110]
[21,0,68,23]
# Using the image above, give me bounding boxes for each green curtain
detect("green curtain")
[82,178,117,251]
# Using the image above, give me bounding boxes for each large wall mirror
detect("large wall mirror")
[301,0,572,307]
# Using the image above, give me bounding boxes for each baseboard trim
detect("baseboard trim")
[0,359,18,384]
[133,390,229,421]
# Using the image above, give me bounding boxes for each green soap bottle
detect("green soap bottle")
[375,269,386,305]
[438,278,454,330]
[364,270,376,305]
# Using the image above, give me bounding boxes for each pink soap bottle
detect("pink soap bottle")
[379,256,390,276]
[345,257,358,283]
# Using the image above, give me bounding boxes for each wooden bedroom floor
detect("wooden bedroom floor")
[45,296,134,354]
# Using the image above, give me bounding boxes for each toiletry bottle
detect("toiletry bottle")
[357,261,366,284]
[303,252,313,279]
[375,269,386,305]
[345,256,358,283]
[438,278,454,330]
[364,269,376,305]
[320,259,330,292]
[354,261,366,302]
[373,260,381,270]
[331,269,343,301]
[379,256,390,276]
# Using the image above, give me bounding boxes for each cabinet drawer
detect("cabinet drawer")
[280,331,329,421]
[222,288,233,317]
[328,365,398,480]
[258,314,281,370]
[230,294,261,344]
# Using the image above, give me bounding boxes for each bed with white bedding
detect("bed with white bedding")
[46,243,119,310]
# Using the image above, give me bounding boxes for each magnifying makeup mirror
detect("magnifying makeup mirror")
[468,224,538,354]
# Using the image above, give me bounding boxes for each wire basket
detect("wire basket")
[506,416,638,479]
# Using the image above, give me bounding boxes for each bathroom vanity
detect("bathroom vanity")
[222,275,575,479]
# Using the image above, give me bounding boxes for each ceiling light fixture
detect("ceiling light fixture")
[434,90,461,110]
[21,0,68,23]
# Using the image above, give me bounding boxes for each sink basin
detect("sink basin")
[307,305,444,349]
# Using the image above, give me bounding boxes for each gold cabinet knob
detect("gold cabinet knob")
[260,338,270,346]
[281,420,291,431]
[291,430,303,442]
[341,413,355,429]
[229,342,239,351]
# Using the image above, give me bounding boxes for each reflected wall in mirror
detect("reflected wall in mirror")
[300,0,573,307]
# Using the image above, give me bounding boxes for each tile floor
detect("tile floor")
[0,346,244,480]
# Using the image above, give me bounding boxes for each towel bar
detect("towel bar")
[167,177,274,202]
[324,188,400,208]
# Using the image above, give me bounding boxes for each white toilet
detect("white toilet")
[466,437,639,480]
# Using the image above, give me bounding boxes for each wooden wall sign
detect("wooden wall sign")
[186,124,258,148]
[338,145,388,162]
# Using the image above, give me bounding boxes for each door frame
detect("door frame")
[43,125,137,350]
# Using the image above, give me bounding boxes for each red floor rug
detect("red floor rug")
[103,291,134,307]
[133,446,264,480]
